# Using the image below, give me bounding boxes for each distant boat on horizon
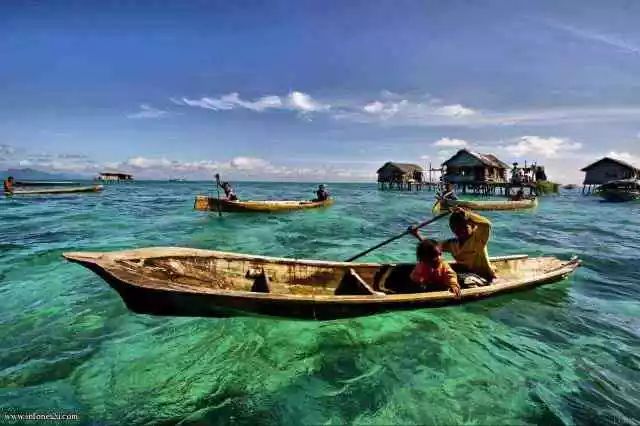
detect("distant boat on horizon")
[168,177,187,182]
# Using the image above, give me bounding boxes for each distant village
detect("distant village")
[376,148,640,197]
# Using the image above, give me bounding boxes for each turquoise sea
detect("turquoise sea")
[1,182,638,425]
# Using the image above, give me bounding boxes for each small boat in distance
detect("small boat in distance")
[437,197,538,211]
[15,181,78,187]
[9,185,104,195]
[596,179,640,202]
[194,196,334,212]
[63,247,580,320]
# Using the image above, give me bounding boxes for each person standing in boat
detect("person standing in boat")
[3,176,14,194]
[409,207,496,283]
[215,174,238,201]
[441,182,458,201]
[314,184,329,201]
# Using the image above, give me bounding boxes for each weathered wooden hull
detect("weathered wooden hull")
[10,185,103,195]
[64,247,580,320]
[194,196,334,212]
[440,198,538,211]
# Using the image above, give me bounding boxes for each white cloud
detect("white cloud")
[363,101,385,114]
[229,156,271,170]
[176,91,329,117]
[432,138,469,148]
[341,97,478,125]
[178,93,283,112]
[434,104,476,117]
[287,91,330,112]
[606,151,640,166]
[127,104,169,119]
[503,136,582,158]
[125,156,173,168]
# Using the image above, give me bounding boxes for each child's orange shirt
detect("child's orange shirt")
[410,260,459,291]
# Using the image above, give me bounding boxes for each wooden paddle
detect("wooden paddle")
[214,173,223,217]
[345,211,451,262]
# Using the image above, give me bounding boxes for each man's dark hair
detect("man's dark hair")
[449,210,468,230]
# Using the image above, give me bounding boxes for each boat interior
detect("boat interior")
[75,249,571,297]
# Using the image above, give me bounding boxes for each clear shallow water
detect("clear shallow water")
[1,182,638,425]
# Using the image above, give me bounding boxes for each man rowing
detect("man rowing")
[440,182,457,201]
[409,207,496,283]
[215,174,238,201]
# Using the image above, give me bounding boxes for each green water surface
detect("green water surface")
[1,182,638,425]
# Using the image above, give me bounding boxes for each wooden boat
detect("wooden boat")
[10,185,103,195]
[63,247,580,320]
[596,179,640,202]
[438,197,538,211]
[194,195,334,212]
[15,181,78,187]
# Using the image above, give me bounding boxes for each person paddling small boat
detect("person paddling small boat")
[215,174,238,201]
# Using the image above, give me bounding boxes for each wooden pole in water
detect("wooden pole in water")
[214,173,223,217]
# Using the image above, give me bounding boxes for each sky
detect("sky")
[1,0,640,182]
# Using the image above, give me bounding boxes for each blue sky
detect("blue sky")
[1,0,640,182]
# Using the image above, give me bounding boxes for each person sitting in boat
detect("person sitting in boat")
[314,184,330,201]
[410,239,461,297]
[409,207,496,283]
[3,176,14,194]
[511,189,525,201]
[441,182,457,201]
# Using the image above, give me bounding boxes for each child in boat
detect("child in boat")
[410,207,496,282]
[314,184,329,201]
[3,176,14,194]
[410,239,461,297]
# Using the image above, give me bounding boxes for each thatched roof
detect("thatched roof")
[376,162,424,174]
[580,157,639,173]
[442,149,509,169]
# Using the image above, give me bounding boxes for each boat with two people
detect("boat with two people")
[64,210,579,320]
[195,175,334,213]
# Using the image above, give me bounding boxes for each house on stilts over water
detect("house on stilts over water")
[441,149,549,196]
[377,162,425,190]
[581,157,640,194]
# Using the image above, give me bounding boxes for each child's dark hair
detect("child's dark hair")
[416,239,441,262]
[449,210,468,231]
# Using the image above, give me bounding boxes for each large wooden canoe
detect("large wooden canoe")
[438,197,538,211]
[64,247,580,320]
[194,196,334,212]
[9,185,103,195]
